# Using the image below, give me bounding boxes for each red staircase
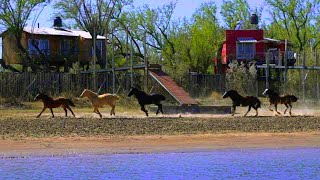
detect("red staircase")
[149,70,198,105]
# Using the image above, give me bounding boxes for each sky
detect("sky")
[0,0,269,58]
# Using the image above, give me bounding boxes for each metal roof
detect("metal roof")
[23,27,106,40]
[237,37,257,43]
[263,38,281,43]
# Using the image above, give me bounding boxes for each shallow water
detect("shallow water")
[0,148,319,179]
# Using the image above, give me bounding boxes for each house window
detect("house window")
[60,39,71,55]
[28,39,49,55]
[236,38,256,60]
[91,40,103,58]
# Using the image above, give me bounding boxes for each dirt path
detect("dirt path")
[0,133,319,157]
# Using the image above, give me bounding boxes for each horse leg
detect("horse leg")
[274,104,281,115]
[155,104,160,115]
[160,104,164,114]
[93,107,102,118]
[141,105,148,117]
[289,104,293,116]
[254,107,258,117]
[110,105,115,116]
[50,108,54,118]
[244,106,251,117]
[284,104,289,114]
[37,107,47,118]
[63,108,68,117]
[231,105,236,116]
[268,104,273,111]
[67,106,76,117]
[96,108,102,118]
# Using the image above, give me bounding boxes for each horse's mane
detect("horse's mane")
[133,88,148,96]
[228,90,244,99]
[84,89,99,96]
[40,94,54,102]
[267,89,280,98]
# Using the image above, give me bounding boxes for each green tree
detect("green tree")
[54,0,133,68]
[265,0,319,51]
[220,0,251,29]
[189,2,223,73]
[0,0,50,71]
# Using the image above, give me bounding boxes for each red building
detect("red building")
[215,29,295,74]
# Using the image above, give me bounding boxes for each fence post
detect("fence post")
[316,50,319,102]
[143,31,148,92]
[266,51,270,89]
[302,51,306,102]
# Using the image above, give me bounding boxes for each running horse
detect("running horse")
[222,90,261,116]
[262,89,298,116]
[80,89,120,118]
[34,93,76,118]
[128,87,165,117]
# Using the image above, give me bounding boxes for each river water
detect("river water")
[0,148,319,179]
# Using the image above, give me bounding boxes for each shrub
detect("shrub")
[226,60,257,95]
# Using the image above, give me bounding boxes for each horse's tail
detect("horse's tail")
[255,97,261,108]
[67,99,75,107]
[114,94,120,101]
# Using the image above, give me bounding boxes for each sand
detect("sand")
[0,133,319,157]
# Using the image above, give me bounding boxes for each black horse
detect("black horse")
[128,87,166,116]
[223,90,261,116]
[262,89,298,116]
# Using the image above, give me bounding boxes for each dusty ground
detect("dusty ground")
[0,104,319,157]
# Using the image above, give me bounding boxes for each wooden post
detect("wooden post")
[93,27,97,91]
[130,36,134,87]
[112,26,116,94]
[302,51,306,102]
[126,25,129,67]
[283,39,287,93]
[266,51,270,89]
[143,31,148,92]
[316,50,319,102]
[105,29,108,70]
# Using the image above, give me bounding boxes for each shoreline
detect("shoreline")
[1,132,319,157]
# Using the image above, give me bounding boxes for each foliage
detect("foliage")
[220,0,251,29]
[265,0,320,51]
[226,60,257,95]
[0,0,50,71]
[54,0,133,69]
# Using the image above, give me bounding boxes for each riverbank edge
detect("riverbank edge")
[1,132,319,157]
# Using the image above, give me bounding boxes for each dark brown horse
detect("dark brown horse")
[223,90,261,116]
[262,89,298,116]
[34,93,76,118]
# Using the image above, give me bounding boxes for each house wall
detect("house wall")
[2,31,106,67]
[2,32,22,65]
[79,38,106,66]
[225,30,264,63]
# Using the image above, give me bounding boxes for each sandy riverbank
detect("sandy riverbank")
[1,133,319,157]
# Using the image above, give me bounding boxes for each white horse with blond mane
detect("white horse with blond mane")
[80,89,120,118]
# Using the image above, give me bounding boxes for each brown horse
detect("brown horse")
[222,90,261,117]
[262,89,298,116]
[34,93,75,118]
[80,89,120,118]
